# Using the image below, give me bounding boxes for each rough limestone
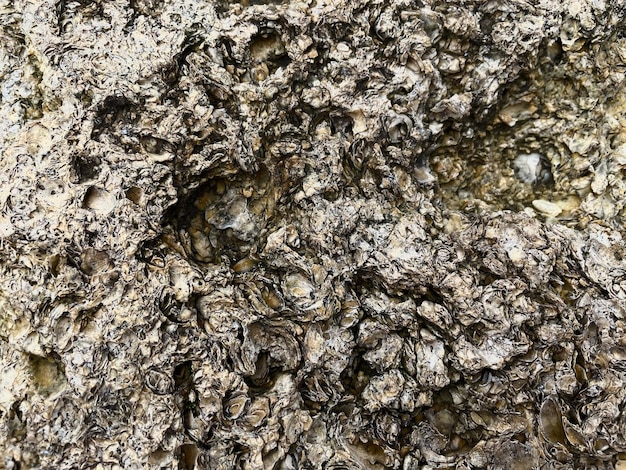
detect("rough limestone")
[2,0,626,468]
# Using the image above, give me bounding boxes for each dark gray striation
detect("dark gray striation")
[2,0,626,468]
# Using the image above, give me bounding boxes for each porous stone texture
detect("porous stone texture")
[2,0,626,468]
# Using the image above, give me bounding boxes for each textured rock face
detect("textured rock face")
[2,0,626,468]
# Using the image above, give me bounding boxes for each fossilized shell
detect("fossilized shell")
[532,199,563,218]
[385,114,413,143]
[223,392,249,421]
[144,367,175,395]
[540,397,567,446]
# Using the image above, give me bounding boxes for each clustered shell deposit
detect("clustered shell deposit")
[2,0,626,468]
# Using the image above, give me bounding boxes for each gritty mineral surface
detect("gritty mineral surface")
[2,0,626,468]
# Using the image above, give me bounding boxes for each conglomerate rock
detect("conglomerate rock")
[2,0,626,468]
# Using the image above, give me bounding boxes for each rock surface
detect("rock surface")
[2,0,626,468]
